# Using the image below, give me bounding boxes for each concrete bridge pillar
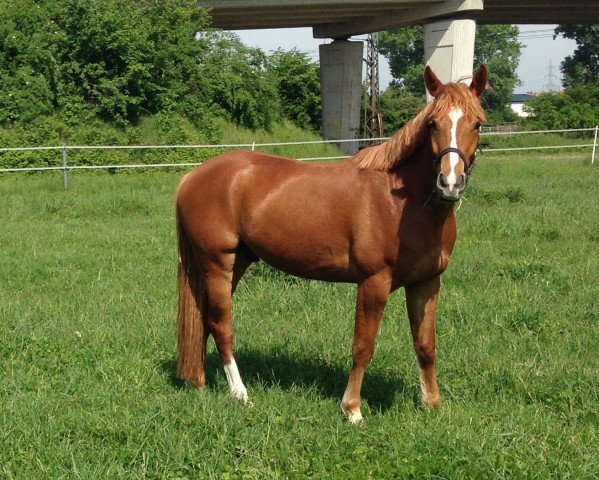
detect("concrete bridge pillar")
[424,19,476,100]
[317,20,476,151]
[319,40,363,155]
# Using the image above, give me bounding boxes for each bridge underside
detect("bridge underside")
[201,0,599,38]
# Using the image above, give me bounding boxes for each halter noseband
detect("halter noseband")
[432,147,477,176]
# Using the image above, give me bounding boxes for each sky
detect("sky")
[234,24,577,94]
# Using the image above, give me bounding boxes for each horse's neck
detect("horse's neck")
[394,142,455,220]
[395,142,434,197]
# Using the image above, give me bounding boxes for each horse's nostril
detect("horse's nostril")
[455,174,466,189]
[438,174,449,188]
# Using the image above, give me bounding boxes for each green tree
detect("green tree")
[378,27,423,93]
[475,25,521,115]
[0,0,281,131]
[379,88,424,134]
[379,25,521,121]
[267,49,321,132]
[555,25,599,87]
[0,0,215,127]
[200,33,278,130]
[0,0,56,125]
[54,0,213,126]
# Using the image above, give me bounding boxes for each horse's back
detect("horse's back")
[176,151,331,249]
[176,151,309,215]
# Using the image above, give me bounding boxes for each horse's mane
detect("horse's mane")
[350,83,486,172]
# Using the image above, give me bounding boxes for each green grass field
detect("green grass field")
[1,153,598,479]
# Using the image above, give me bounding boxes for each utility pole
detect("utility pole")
[543,59,558,92]
[363,33,384,144]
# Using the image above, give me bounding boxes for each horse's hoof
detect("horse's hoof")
[231,388,252,407]
[347,411,364,425]
[341,403,364,425]
[422,395,442,409]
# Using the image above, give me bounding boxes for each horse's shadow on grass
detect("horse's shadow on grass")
[161,347,418,413]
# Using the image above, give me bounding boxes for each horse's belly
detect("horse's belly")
[246,232,357,283]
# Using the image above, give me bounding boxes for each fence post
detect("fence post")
[592,126,598,164]
[251,141,255,152]
[62,144,69,190]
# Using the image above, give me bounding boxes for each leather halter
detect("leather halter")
[432,147,477,176]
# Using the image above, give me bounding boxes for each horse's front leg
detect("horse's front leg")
[405,275,442,407]
[342,273,391,424]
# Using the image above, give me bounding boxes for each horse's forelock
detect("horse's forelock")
[430,83,486,123]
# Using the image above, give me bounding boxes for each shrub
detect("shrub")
[521,84,599,130]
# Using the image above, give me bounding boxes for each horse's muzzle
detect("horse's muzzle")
[436,172,466,202]
[432,147,472,203]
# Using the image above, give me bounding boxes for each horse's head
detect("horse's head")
[424,65,488,202]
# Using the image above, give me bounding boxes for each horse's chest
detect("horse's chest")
[393,219,456,286]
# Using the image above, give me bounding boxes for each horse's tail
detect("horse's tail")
[176,207,206,388]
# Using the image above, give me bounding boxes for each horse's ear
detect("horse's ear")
[470,65,488,97]
[424,65,443,98]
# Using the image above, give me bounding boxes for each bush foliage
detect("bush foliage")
[522,84,599,130]
[0,0,322,161]
[267,49,322,133]
[379,88,425,135]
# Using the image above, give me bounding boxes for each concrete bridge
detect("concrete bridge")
[200,1,599,152]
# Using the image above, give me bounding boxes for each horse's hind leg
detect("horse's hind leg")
[203,252,252,403]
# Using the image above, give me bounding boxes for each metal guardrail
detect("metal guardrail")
[1,126,597,189]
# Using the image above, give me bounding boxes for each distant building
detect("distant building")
[510,93,536,117]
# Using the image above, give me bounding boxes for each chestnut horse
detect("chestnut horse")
[175,65,487,423]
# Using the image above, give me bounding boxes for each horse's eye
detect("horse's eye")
[474,122,482,131]
[429,120,438,131]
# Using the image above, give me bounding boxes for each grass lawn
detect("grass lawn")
[1,152,598,478]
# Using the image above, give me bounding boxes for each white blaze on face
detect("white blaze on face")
[446,108,464,189]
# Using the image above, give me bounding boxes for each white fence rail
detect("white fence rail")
[1,126,597,189]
